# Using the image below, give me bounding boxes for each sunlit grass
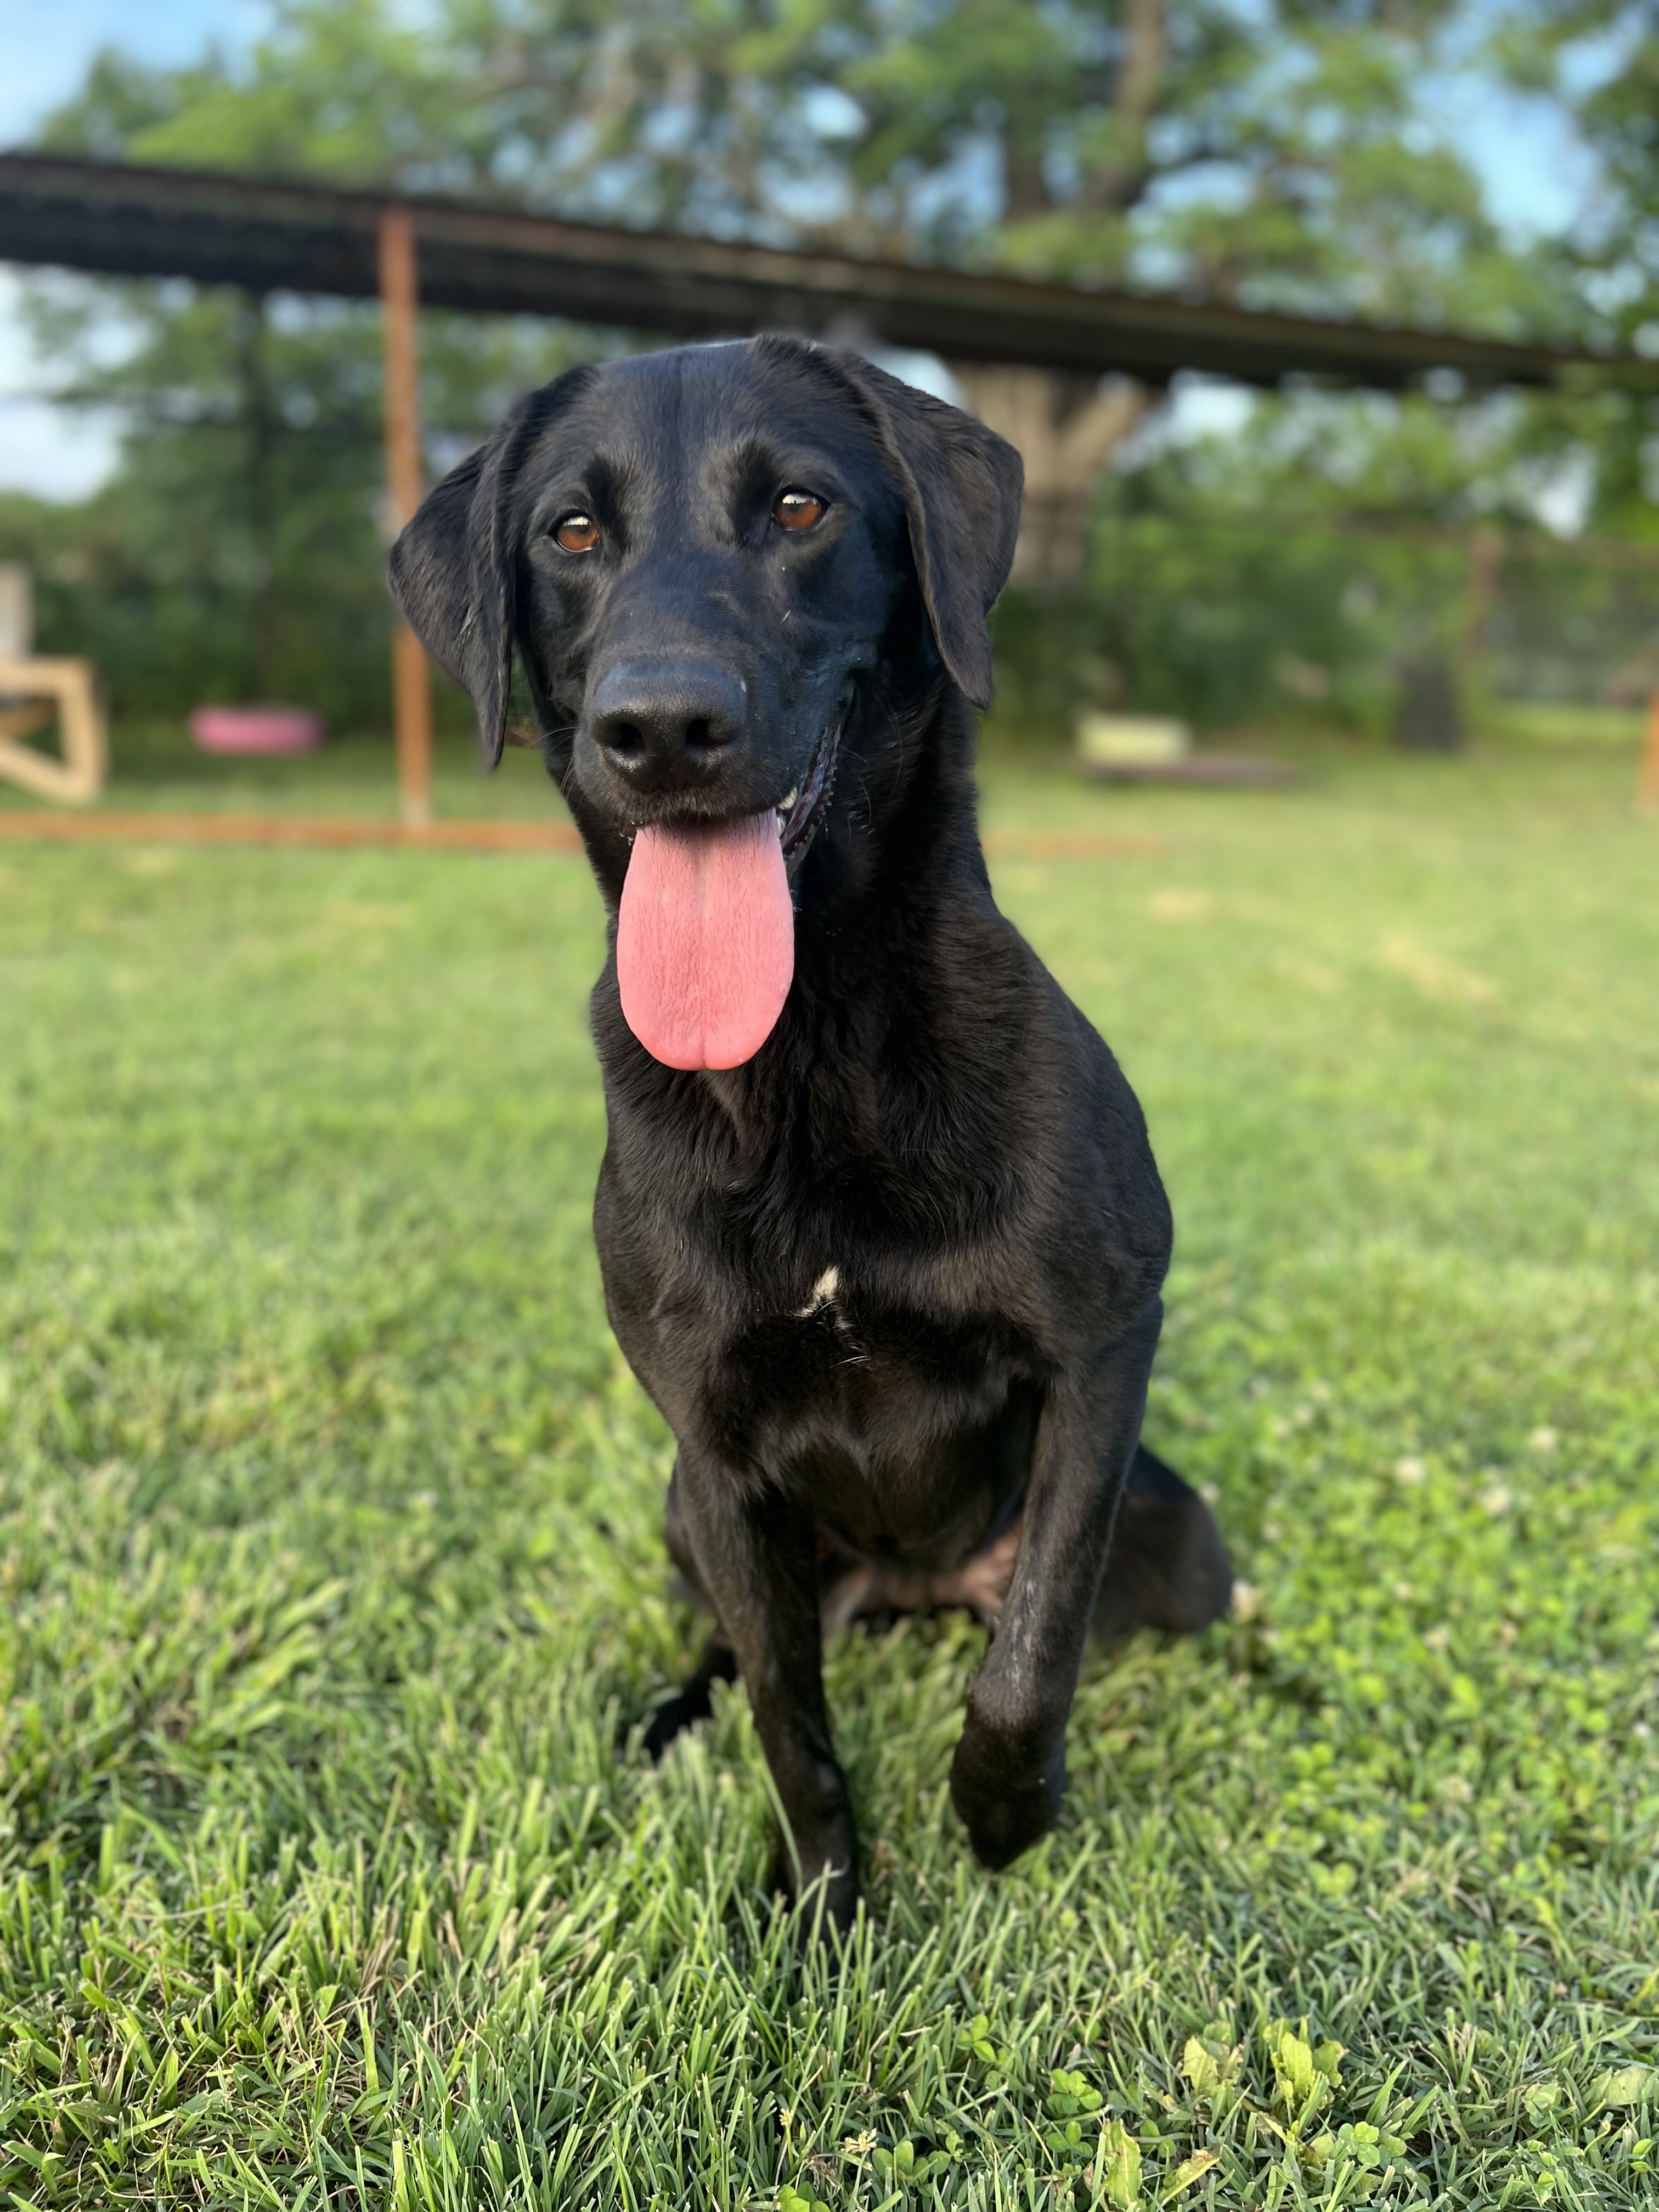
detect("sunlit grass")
[2,738,1656,2207]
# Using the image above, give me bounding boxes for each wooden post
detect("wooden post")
[379,204,433,826]
[1641,689,1659,812]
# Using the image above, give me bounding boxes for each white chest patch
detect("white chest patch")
[795,1265,840,1319]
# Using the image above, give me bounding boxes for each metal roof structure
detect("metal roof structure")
[0,151,1637,393]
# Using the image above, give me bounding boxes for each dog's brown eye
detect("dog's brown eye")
[774,488,826,532]
[554,512,600,553]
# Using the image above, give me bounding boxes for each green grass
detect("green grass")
[2,736,1657,2209]
[1478,703,1646,752]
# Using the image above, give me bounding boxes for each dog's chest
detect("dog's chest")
[599,1075,1051,1525]
[707,1240,1034,1480]
[793,1263,848,1327]
[733,1277,1039,1560]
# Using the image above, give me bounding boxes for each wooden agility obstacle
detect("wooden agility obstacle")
[0,653,109,805]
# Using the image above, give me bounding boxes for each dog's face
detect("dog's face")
[391,337,1022,1069]
[516,344,909,852]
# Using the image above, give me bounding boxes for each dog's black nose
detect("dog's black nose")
[589,658,747,788]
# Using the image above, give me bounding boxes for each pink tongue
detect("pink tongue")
[618,812,794,1069]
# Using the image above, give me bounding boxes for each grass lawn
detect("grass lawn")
[2,733,1656,2209]
[0,718,582,821]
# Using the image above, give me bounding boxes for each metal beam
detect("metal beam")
[0,151,1639,392]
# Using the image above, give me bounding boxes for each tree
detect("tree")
[1482,2,1659,537]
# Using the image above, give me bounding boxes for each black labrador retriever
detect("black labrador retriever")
[390,336,1231,1932]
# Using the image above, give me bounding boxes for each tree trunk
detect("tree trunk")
[951,367,1149,584]
[1086,0,1167,212]
[1393,651,1466,752]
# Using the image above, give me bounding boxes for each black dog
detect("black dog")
[391,337,1230,1931]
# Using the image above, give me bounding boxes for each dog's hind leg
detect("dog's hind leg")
[1092,1443,1232,1640]
[644,1632,739,1760]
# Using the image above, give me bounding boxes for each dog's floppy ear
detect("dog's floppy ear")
[388,368,593,766]
[815,347,1024,710]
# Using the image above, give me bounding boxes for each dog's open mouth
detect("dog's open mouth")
[617,719,840,1073]
[774,716,839,871]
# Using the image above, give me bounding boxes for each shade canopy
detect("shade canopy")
[0,151,1637,392]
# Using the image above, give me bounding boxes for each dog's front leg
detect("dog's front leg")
[950,1296,1163,1870]
[673,1443,858,1931]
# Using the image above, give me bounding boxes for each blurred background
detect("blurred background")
[1,0,1657,781]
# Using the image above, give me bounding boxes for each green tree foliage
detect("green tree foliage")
[1481,3,1659,537]
[824,0,1549,326]
[992,375,1659,743]
[41,3,462,182]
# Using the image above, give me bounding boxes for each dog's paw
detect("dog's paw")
[770,1829,860,1940]
[950,1734,1066,1870]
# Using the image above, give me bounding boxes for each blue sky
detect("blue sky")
[0,1,1600,500]
[0,1,266,146]
[0,1,266,495]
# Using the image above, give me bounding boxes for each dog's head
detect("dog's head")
[390,337,1022,1070]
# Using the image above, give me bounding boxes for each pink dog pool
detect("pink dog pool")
[189,707,326,755]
